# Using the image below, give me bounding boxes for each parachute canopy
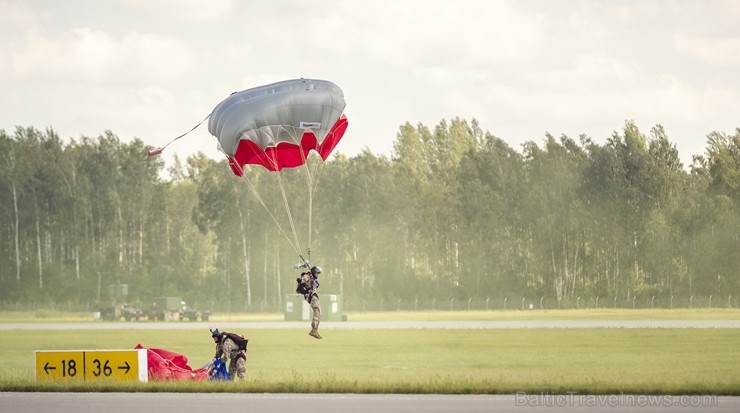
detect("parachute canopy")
[134,344,208,381]
[208,78,348,175]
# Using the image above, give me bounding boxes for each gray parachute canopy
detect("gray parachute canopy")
[207,78,348,174]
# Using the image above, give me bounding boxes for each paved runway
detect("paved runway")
[1,319,739,330]
[1,392,737,413]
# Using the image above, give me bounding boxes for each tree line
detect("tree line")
[0,120,738,312]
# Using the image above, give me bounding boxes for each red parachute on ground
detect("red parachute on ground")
[134,344,209,381]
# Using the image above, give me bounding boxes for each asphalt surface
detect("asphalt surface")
[1,319,740,330]
[1,392,737,413]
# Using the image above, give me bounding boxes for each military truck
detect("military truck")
[95,284,144,321]
[147,297,209,321]
[182,301,210,321]
[96,302,144,321]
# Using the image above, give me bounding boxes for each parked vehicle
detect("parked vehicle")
[97,302,143,321]
[147,297,209,321]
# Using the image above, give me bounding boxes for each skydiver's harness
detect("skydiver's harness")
[294,255,319,302]
[296,272,319,302]
[215,332,248,362]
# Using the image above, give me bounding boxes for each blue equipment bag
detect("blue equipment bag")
[209,358,231,381]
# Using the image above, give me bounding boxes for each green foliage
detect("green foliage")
[0,121,738,311]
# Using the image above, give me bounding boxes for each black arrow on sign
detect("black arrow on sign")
[118,361,130,374]
[43,362,56,374]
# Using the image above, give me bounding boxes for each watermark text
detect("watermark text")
[515,392,718,408]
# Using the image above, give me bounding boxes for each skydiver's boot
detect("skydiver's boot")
[309,328,323,339]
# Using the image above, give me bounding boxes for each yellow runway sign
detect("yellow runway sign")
[35,351,85,381]
[36,349,147,382]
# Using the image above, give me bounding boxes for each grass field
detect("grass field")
[2,307,740,322]
[347,308,740,321]
[0,322,738,394]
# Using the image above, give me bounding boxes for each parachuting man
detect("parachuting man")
[296,265,323,339]
[210,328,248,380]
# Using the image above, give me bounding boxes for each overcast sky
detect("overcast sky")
[1,0,738,170]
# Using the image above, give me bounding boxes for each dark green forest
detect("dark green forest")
[1,119,738,312]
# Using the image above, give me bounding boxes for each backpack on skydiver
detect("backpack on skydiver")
[296,273,312,295]
[296,280,310,295]
[296,270,320,295]
[223,332,248,351]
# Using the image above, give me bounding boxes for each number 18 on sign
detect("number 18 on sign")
[35,351,84,381]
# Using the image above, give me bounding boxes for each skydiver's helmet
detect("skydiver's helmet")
[210,328,220,338]
[310,266,322,277]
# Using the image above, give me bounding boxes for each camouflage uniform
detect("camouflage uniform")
[214,334,247,380]
[298,271,322,338]
[309,294,322,330]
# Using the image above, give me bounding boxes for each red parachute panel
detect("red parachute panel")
[135,344,209,381]
[228,115,348,175]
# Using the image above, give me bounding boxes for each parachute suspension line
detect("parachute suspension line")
[147,113,211,157]
[307,173,313,253]
[309,152,326,198]
[296,145,313,254]
[233,162,301,255]
[297,142,322,257]
[309,145,328,250]
[274,166,303,256]
[297,131,327,257]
